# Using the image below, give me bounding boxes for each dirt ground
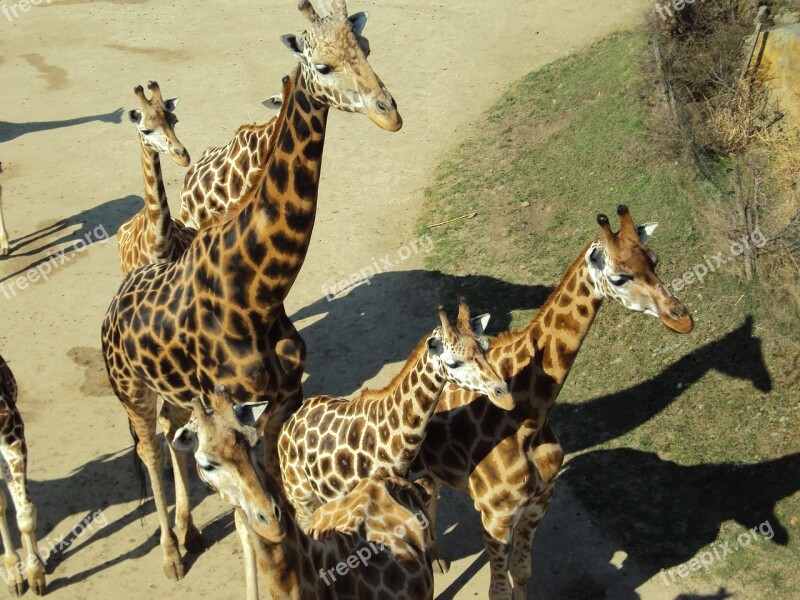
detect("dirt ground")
[0,0,701,598]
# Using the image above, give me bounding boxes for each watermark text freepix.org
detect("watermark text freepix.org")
[660,228,766,296]
[0,509,108,580]
[318,509,429,586]
[0,224,109,301]
[660,520,774,585]
[320,234,434,301]
[654,0,706,22]
[2,0,52,23]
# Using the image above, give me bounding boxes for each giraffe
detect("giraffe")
[100,0,401,581]
[0,354,45,597]
[417,206,695,600]
[178,0,397,232]
[278,300,513,528]
[178,108,281,230]
[171,387,434,600]
[116,81,195,276]
[0,162,9,256]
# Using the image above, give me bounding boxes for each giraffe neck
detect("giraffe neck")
[492,242,604,407]
[253,510,342,597]
[212,66,328,316]
[360,338,445,463]
[227,121,278,175]
[138,138,173,258]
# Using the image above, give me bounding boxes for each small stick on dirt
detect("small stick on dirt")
[782,241,800,278]
[427,212,478,228]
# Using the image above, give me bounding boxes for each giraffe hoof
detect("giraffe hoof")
[28,578,46,596]
[432,556,450,574]
[163,557,185,581]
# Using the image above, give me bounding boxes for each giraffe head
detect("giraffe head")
[172,386,286,542]
[280,0,402,131]
[429,300,513,410]
[585,205,694,334]
[128,81,190,166]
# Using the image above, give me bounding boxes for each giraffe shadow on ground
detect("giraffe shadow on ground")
[429,316,779,598]
[0,109,124,144]
[0,195,140,284]
[20,445,217,590]
[289,268,553,399]
[558,448,799,596]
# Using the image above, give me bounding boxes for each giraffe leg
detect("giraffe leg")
[123,391,185,580]
[415,475,449,574]
[508,490,553,600]
[0,486,23,597]
[157,402,173,475]
[480,512,516,600]
[162,403,204,553]
[234,508,259,600]
[0,185,9,256]
[509,425,563,599]
[0,440,45,596]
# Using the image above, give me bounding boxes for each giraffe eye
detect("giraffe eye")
[444,359,463,369]
[198,462,216,472]
[609,274,633,286]
[315,64,333,75]
[140,128,154,135]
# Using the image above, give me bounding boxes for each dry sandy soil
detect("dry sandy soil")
[0,0,698,598]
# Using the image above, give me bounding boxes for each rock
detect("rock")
[757,23,800,126]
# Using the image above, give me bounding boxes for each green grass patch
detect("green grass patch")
[419,31,799,598]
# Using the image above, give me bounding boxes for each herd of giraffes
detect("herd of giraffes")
[0,1,697,599]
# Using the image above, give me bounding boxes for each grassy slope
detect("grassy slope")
[419,31,799,597]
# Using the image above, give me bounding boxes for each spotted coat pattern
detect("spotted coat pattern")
[0,355,45,596]
[419,207,695,600]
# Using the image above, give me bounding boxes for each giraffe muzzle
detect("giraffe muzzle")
[170,146,191,167]
[365,93,402,131]
[487,381,514,411]
[659,303,694,334]
[250,508,286,543]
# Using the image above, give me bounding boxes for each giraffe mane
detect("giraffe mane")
[263,75,294,160]
[358,335,428,400]
[488,239,597,350]
[231,71,296,214]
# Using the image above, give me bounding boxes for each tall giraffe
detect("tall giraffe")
[116,81,195,275]
[418,206,694,600]
[101,0,401,581]
[0,354,45,597]
[0,162,9,256]
[278,300,512,528]
[172,388,434,600]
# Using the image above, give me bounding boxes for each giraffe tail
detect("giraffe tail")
[128,421,148,504]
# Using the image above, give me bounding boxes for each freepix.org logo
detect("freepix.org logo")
[2,0,53,25]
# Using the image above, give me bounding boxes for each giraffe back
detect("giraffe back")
[179,117,280,230]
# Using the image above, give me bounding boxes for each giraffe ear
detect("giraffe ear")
[262,94,283,110]
[233,402,270,428]
[172,420,198,453]
[426,336,443,357]
[637,222,658,244]
[348,11,368,35]
[128,109,141,125]
[281,34,305,58]
[587,246,606,272]
[164,98,179,112]
[470,313,491,336]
